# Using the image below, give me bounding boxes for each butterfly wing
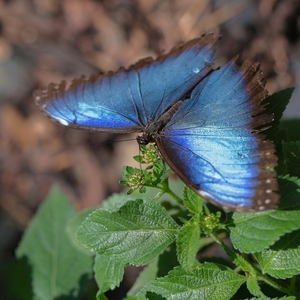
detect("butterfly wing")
[156,59,278,211]
[35,34,219,133]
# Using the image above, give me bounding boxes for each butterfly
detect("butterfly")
[35,33,279,212]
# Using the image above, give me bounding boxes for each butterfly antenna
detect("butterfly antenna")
[103,137,137,145]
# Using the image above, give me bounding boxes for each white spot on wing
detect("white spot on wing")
[54,117,69,126]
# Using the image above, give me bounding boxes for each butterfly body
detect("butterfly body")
[137,98,186,146]
[35,33,279,212]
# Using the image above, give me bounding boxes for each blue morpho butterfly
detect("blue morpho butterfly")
[35,33,279,212]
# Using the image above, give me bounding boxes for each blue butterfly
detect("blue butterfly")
[35,33,279,211]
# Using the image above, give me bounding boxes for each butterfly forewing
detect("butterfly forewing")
[35,34,219,133]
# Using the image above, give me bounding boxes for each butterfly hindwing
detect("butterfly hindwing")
[156,59,278,211]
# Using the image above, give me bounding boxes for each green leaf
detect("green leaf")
[137,263,245,300]
[262,88,294,140]
[94,254,124,294]
[0,256,33,299]
[124,296,137,300]
[246,275,266,298]
[176,220,200,271]
[66,193,135,252]
[245,297,296,300]
[263,88,294,120]
[282,141,300,177]
[229,176,300,253]
[96,293,109,300]
[100,192,136,211]
[16,186,93,300]
[182,186,203,215]
[255,229,300,279]
[66,207,95,253]
[280,119,300,141]
[77,199,180,266]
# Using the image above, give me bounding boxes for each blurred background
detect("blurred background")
[0,0,299,297]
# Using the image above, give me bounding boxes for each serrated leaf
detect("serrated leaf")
[246,275,266,298]
[134,155,144,163]
[246,297,295,300]
[77,199,180,266]
[262,88,294,140]
[282,141,300,177]
[16,186,93,300]
[229,176,300,253]
[255,229,300,279]
[66,193,134,252]
[182,186,203,215]
[66,207,95,253]
[176,221,200,271]
[100,192,136,211]
[94,254,124,294]
[265,88,294,117]
[137,263,245,300]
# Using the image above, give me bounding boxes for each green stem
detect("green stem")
[256,273,292,295]
[152,190,166,202]
[144,179,182,203]
[160,180,182,203]
[288,275,296,294]
[167,188,182,203]
[211,233,254,273]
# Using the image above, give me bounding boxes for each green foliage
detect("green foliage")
[229,176,300,253]
[282,141,300,177]
[136,264,246,300]
[16,186,93,300]
[94,254,124,297]
[77,199,179,266]
[13,88,300,299]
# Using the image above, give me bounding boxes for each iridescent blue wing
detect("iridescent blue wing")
[156,59,278,211]
[35,34,219,133]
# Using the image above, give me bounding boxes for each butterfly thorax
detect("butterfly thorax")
[137,99,184,145]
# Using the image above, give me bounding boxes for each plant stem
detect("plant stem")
[211,233,254,273]
[256,273,291,295]
[160,180,182,203]
[152,190,166,202]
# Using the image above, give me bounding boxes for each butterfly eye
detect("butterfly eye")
[136,136,149,146]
